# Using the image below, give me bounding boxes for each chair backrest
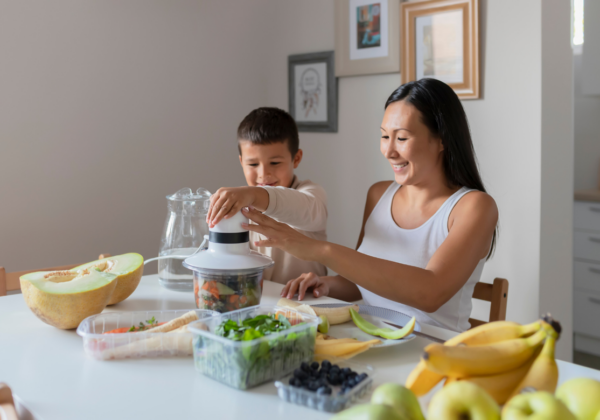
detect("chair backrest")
[468,277,509,328]
[0,254,111,297]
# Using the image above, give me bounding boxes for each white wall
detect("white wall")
[539,0,574,361]
[574,53,600,190]
[0,0,269,273]
[263,0,573,359]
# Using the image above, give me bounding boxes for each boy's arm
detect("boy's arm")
[207,186,269,228]
[260,182,327,232]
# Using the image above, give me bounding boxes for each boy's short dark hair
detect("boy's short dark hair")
[237,107,299,157]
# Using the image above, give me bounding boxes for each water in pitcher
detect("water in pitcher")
[158,247,199,292]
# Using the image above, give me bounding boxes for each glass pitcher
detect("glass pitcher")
[158,187,211,291]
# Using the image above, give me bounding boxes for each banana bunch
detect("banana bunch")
[405,314,561,405]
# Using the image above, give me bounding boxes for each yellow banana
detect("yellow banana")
[405,320,542,396]
[508,322,560,398]
[446,320,541,347]
[446,347,541,404]
[423,328,547,377]
[277,298,358,325]
[405,361,445,396]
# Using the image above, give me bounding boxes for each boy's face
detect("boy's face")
[238,140,303,188]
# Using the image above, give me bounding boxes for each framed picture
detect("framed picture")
[288,51,338,133]
[334,0,401,77]
[401,0,480,99]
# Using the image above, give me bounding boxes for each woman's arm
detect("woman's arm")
[280,181,393,302]
[243,190,498,312]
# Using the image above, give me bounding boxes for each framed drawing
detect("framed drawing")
[288,51,338,133]
[334,0,401,77]
[401,0,480,99]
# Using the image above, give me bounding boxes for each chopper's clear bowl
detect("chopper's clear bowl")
[192,268,265,313]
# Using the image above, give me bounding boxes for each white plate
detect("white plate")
[311,304,420,348]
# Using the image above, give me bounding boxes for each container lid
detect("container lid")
[182,211,273,271]
[182,247,273,271]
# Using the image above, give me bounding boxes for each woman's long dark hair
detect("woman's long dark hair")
[385,78,497,258]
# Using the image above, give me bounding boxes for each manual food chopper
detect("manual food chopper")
[182,211,273,313]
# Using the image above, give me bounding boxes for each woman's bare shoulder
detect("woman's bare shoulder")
[452,190,498,226]
[366,181,394,204]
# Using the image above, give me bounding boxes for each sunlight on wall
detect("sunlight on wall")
[573,0,584,46]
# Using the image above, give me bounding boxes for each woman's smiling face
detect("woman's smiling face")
[380,100,445,186]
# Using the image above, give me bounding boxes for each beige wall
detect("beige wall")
[0,0,269,273]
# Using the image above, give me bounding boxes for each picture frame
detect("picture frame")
[288,51,338,133]
[334,0,401,77]
[401,0,480,99]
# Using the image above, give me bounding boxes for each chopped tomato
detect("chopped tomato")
[103,322,166,334]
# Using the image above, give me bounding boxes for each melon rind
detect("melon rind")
[20,270,117,329]
[73,253,144,305]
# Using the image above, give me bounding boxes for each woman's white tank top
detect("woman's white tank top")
[357,182,485,332]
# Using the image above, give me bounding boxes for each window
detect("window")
[573,0,584,47]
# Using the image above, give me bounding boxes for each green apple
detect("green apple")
[332,403,404,420]
[556,378,600,420]
[371,383,425,420]
[502,391,575,420]
[428,381,500,420]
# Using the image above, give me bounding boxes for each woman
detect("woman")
[242,78,498,332]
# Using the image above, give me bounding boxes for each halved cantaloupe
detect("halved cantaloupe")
[72,253,144,305]
[20,269,117,329]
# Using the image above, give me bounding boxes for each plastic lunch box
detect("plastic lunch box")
[274,357,375,413]
[188,305,320,390]
[77,309,217,360]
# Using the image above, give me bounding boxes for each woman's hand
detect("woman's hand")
[281,272,330,300]
[242,207,324,262]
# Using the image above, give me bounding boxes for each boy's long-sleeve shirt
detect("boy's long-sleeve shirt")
[250,176,328,284]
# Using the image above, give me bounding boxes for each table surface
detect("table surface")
[2,275,600,420]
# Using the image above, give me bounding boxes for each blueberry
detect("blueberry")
[341,367,351,375]
[330,367,340,375]
[289,378,297,386]
[347,378,356,387]
[311,361,320,370]
[317,386,332,395]
[332,364,340,370]
[348,372,358,378]
[340,373,348,381]
[294,369,308,380]
[321,360,331,368]
[356,373,368,383]
[328,373,339,385]
[301,362,310,372]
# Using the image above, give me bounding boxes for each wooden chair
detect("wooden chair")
[0,254,111,297]
[469,277,509,328]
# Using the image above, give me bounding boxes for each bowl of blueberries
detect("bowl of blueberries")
[274,358,375,413]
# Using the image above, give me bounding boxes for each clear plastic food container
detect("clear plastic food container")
[274,358,375,413]
[188,305,319,390]
[193,268,264,313]
[77,309,217,360]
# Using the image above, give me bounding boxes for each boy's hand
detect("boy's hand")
[207,187,269,228]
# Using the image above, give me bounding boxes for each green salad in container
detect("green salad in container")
[191,306,318,390]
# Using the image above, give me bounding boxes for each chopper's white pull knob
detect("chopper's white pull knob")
[210,210,248,233]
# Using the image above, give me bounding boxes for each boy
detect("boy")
[206,107,327,284]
